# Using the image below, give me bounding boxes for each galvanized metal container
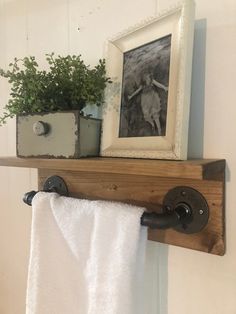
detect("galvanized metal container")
[16,111,101,158]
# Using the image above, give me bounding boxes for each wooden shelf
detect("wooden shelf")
[0,156,225,255]
[0,157,225,181]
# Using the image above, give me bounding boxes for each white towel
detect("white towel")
[26,192,147,314]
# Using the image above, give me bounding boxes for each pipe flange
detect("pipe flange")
[163,186,209,234]
[43,176,69,196]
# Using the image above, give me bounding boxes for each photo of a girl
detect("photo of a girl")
[119,34,171,138]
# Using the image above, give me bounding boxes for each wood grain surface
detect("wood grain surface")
[0,157,225,180]
[38,168,225,255]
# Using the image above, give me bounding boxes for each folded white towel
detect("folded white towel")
[26,192,147,314]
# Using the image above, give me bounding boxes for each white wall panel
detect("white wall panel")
[0,1,36,313]
[69,0,156,64]
[158,1,236,314]
[27,0,69,61]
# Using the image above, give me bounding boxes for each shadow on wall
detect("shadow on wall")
[144,242,169,314]
[188,19,207,158]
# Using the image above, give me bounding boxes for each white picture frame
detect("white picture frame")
[100,0,195,160]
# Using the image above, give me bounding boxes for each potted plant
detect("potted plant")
[0,53,110,158]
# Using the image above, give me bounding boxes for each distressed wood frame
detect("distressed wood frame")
[101,0,195,160]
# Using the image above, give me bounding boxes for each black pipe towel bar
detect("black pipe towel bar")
[23,176,209,234]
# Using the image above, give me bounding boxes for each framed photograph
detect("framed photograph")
[100,0,195,160]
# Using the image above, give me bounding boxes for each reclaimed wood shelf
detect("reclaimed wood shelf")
[0,157,225,180]
[0,157,226,256]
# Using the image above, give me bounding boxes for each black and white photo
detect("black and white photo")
[119,35,171,138]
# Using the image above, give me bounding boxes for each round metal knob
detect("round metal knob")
[33,121,49,136]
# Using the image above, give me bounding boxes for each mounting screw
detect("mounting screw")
[181,190,187,196]
[199,209,204,215]
[165,205,172,212]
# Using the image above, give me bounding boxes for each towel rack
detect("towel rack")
[23,175,209,234]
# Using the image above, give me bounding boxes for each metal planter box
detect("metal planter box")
[16,111,101,158]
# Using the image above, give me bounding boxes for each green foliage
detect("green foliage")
[0,53,111,125]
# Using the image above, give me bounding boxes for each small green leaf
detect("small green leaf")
[0,53,110,125]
